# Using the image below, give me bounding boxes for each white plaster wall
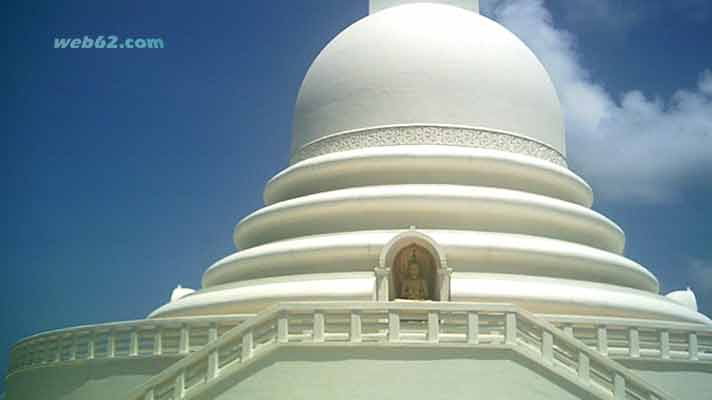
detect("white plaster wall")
[619,359,712,400]
[197,346,596,400]
[5,357,181,400]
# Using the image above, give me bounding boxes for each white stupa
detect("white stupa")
[7,1,711,399]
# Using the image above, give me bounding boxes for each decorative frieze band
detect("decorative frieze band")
[291,125,567,167]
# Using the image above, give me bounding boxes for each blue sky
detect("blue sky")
[2,0,711,388]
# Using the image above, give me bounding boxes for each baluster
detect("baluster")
[26,342,35,366]
[24,342,33,366]
[34,341,41,365]
[597,326,608,356]
[467,312,479,344]
[41,341,48,364]
[208,323,218,343]
[427,310,439,343]
[613,373,625,399]
[179,325,190,354]
[542,331,553,365]
[629,328,640,358]
[174,371,185,399]
[69,335,77,361]
[28,343,35,366]
[153,328,163,356]
[54,337,61,362]
[28,342,36,366]
[207,323,219,380]
[42,340,50,364]
[88,331,95,360]
[688,332,699,361]
[38,341,45,364]
[350,311,362,343]
[130,329,139,356]
[107,331,116,358]
[563,324,574,337]
[36,341,44,365]
[25,343,32,366]
[577,352,590,383]
[505,313,517,345]
[242,330,254,360]
[659,330,669,359]
[313,311,325,342]
[388,310,400,343]
[16,345,23,368]
[277,313,289,344]
[207,348,219,381]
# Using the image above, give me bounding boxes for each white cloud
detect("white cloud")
[550,0,709,33]
[484,0,712,203]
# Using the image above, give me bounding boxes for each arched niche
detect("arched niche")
[375,229,451,302]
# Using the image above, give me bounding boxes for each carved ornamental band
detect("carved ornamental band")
[291,125,567,167]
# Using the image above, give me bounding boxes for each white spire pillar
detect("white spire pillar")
[370,0,479,14]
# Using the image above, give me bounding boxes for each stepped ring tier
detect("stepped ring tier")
[265,145,592,206]
[235,184,624,253]
[205,230,657,292]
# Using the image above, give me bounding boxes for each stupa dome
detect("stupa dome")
[291,3,565,163]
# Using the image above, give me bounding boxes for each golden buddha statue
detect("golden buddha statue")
[399,251,429,300]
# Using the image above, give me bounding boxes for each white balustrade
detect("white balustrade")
[125,302,679,400]
[7,316,245,375]
[9,302,707,400]
[546,316,712,362]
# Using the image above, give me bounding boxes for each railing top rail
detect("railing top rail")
[275,301,519,313]
[11,314,250,349]
[542,314,712,333]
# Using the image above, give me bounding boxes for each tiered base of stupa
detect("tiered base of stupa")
[7,146,712,400]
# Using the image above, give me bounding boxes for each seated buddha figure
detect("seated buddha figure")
[399,254,429,300]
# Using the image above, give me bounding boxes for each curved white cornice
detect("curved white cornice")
[151,273,709,325]
[151,273,375,317]
[205,230,656,292]
[449,273,711,324]
[267,145,592,206]
[235,185,624,253]
[291,125,567,166]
